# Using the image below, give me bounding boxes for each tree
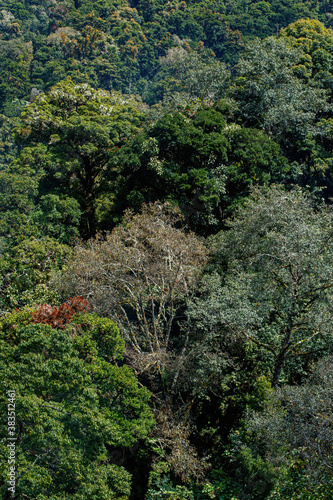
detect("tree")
[56,202,209,485]
[109,105,229,234]
[109,101,290,232]
[244,356,333,499]
[232,36,329,155]
[57,202,207,388]
[147,45,230,106]
[191,185,333,387]
[280,19,333,83]
[13,79,146,238]
[222,126,290,217]
[0,157,42,246]
[0,113,19,170]
[0,303,154,499]
[0,38,32,112]
[148,108,229,232]
[0,237,71,311]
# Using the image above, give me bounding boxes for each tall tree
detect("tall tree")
[232,36,329,155]
[57,202,207,389]
[191,186,333,387]
[13,79,146,238]
[280,18,333,88]
[56,202,209,484]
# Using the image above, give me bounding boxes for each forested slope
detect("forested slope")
[0,1,333,499]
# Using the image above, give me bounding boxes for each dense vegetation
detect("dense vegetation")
[1,1,333,499]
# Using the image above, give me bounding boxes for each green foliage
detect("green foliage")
[35,194,81,244]
[107,107,227,233]
[223,126,289,215]
[0,237,71,311]
[232,36,329,153]
[0,311,154,499]
[13,78,146,238]
[243,356,333,499]
[112,102,288,233]
[71,313,125,360]
[2,1,333,498]
[280,19,333,81]
[197,470,242,500]
[0,0,328,111]
[146,477,195,500]
[0,38,32,112]
[0,159,42,246]
[0,114,17,170]
[146,46,230,106]
[193,185,333,387]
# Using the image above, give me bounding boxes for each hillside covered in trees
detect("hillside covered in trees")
[0,1,333,499]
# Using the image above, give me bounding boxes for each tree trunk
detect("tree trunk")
[272,327,293,387]
[272,352,286,387]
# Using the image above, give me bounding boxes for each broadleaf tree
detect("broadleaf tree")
[57,202,208,392]
[0,305,154,499]
[13,78,146,238]
[191,185,333,387]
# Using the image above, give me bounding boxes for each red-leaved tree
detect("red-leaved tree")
[31,296,90,329]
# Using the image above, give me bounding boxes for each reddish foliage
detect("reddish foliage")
[31,297,90,329]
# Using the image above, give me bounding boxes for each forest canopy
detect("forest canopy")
[0,1,333,499]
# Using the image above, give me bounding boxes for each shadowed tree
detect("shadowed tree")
[244,356,333,499]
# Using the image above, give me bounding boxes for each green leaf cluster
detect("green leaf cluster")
[0,311,154,499]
